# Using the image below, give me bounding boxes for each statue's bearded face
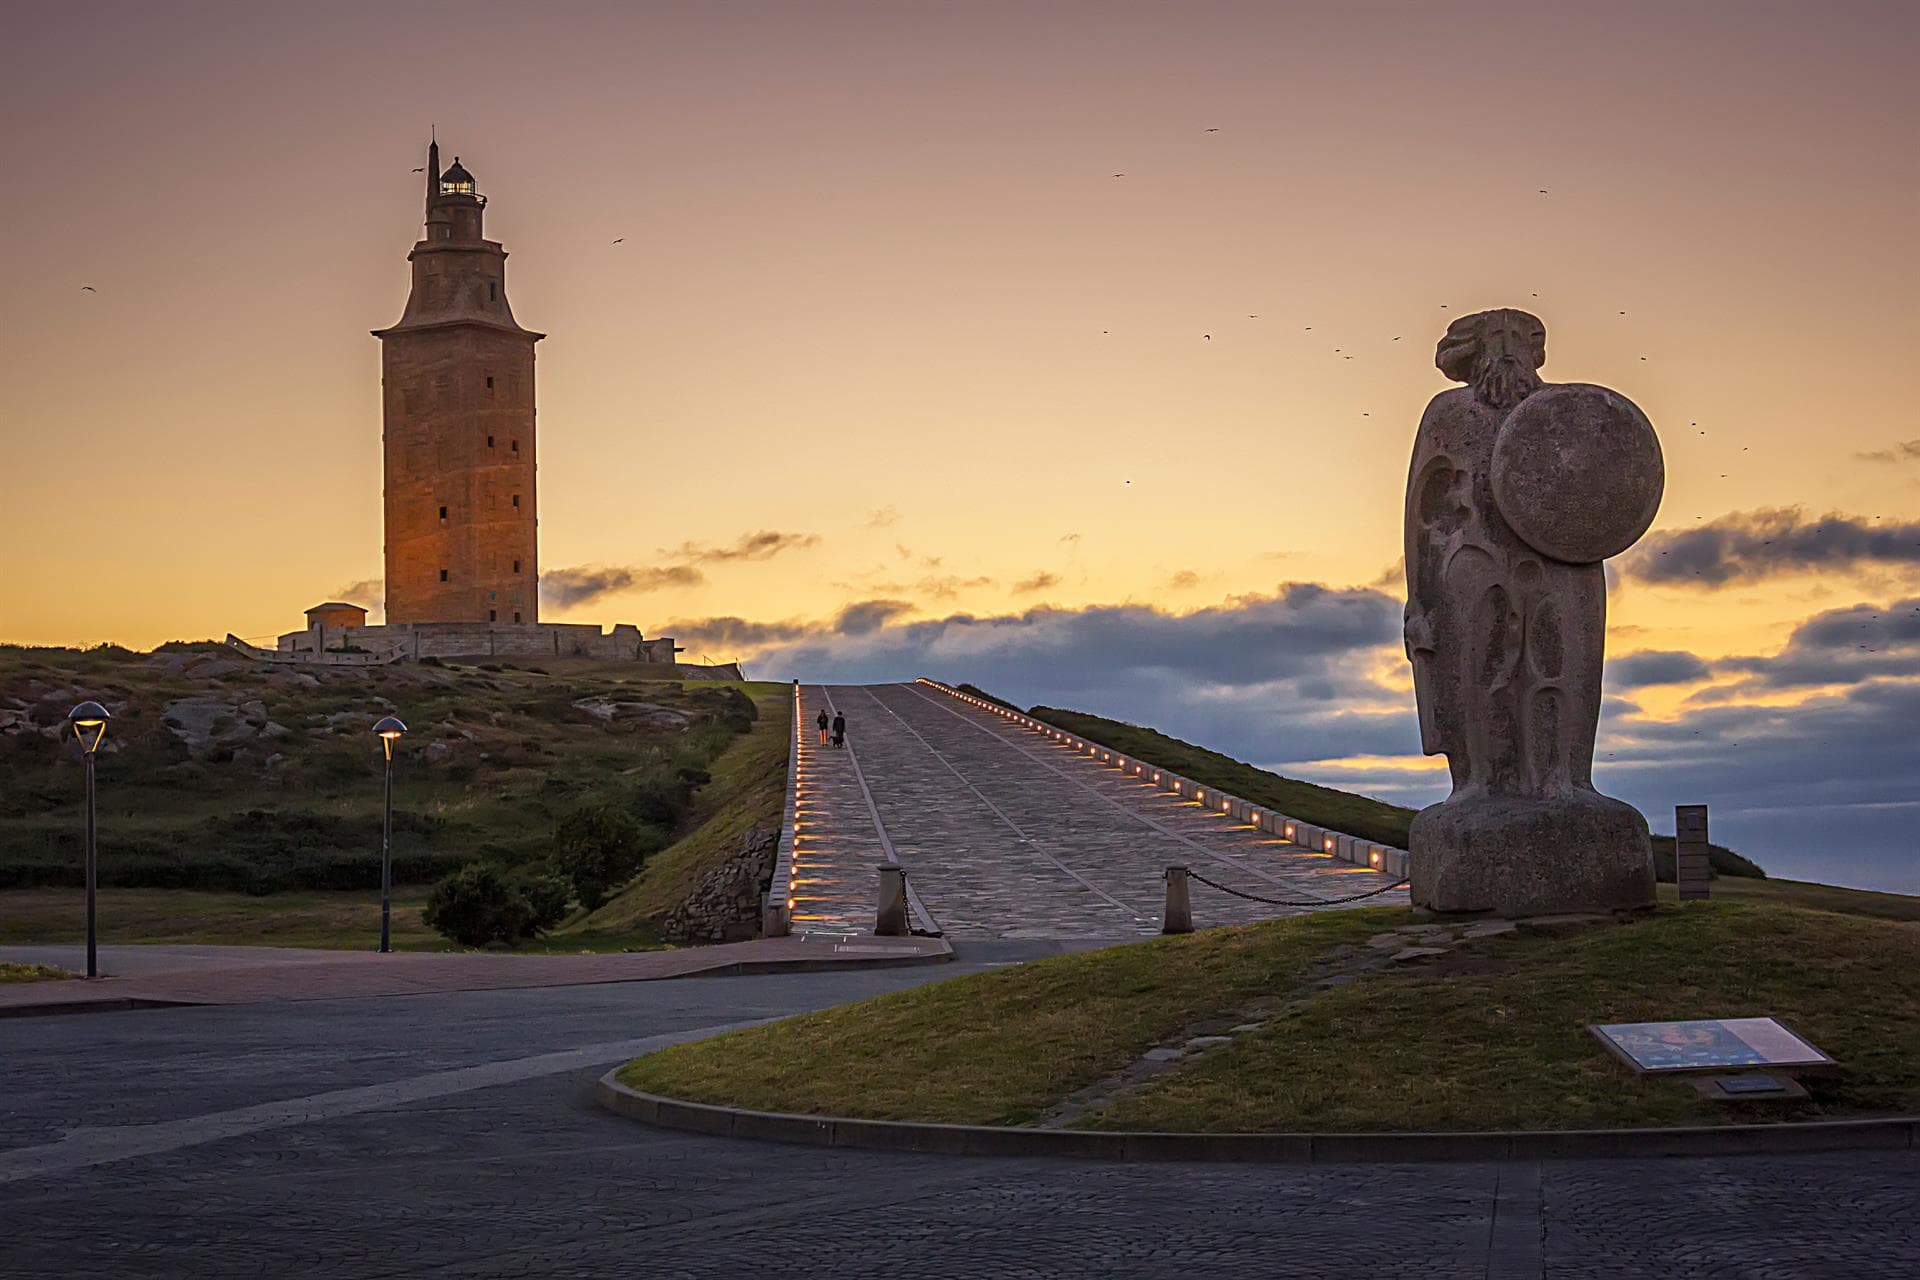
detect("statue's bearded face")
[1436,309,1547,411]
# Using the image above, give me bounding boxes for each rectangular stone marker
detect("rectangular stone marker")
[1674,803,1711,900]
[1589,1016,1835,1074]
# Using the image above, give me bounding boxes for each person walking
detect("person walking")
[816,706,830,746]
[830,711,847,749]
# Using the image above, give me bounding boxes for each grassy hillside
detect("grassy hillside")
[621,900,1919,1132]
[987,691,1763,880]
[0,642,766,894]
[580,683,790,933]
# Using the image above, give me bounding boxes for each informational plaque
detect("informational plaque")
[1674,803,1711,900]
[1589,1017,1835,1074]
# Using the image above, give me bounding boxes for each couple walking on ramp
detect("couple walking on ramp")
[815,707,846,749]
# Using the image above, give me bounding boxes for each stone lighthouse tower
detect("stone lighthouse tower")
[374,141,542,626]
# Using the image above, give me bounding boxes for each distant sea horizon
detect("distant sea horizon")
[1283,766,1917,897]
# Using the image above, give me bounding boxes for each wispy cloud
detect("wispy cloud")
[1166,570,1202,590]
[668,530,819,564]
[1855,439,1920,464]
[1013,571,1061,594]
[540,530,818,611]
[867,507,899,528]
[331,577,383,604]
[542,564,704,609]
[1621,508,1920,586]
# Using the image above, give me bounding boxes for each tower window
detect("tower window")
[512,611,521,623]
[513,559,521,573]
[511,494,520,509]
[489,609,497,622]
[439,568,449,582]
[438,504,447,521]
[488,283,497,301]
[485,375,494,391]
[510,439,519,453]
[486,435,495,448]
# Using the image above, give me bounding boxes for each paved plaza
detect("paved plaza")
[3,957,1913,1278]
[792,682,1407,938]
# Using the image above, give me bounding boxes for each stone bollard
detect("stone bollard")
[874,864,909,936]
[1162,865,1194,935]
[762,893,792,939]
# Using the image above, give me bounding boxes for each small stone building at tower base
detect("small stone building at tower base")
[269,618,682,665]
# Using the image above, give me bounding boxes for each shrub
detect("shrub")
[422,863,532,947]
[514,862,574,935]
[626,771,692,828]
[553,803,652,910]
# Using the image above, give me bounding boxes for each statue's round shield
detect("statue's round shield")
[1491,383,1664,564]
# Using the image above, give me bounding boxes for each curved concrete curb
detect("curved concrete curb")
[595,1073,1918,1163]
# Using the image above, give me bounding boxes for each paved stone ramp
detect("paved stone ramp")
[791,682,1407,940]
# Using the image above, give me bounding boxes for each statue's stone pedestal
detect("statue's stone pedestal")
[1410,789,1655,917]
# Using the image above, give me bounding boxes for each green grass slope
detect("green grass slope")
[579,683,791,934]
[620,900,1920,1132]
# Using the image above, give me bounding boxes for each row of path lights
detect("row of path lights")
[63,702,410,974]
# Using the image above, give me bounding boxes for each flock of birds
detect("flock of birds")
[70,135,1894,556]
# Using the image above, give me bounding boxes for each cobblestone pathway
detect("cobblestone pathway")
[793,682,1407,940]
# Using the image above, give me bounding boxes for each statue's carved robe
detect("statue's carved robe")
[1403,386,1606,800]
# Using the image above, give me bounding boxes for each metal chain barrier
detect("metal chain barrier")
[1182,867,1410,908]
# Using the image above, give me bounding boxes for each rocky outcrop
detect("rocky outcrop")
[571,698,692,731]
[662,826,777,945]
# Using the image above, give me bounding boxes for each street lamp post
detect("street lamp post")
[68,702,111,979]
[372,716,407,953]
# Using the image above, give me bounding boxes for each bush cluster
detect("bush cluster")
[421,861,574,948]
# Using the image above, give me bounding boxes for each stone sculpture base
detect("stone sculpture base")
[1410,789,1655,917]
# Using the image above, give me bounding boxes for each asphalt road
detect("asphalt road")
[2,945,1913,1279]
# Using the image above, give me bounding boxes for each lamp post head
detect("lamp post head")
[373,715,407,761]
[68,702,110,755]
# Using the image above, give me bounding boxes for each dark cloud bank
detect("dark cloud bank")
[676,578,1919,893]
[1622,508,1920,587]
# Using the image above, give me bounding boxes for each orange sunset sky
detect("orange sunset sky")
[5,2,1917,889]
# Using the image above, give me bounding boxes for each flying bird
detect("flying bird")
[1203,334,1211,340]
[80,285,96,292]
[411,167,425,173]
[1204,128,1221,132]
[1112,173,1125,178]
[1537,189,1549,194]
[612,238,624,244]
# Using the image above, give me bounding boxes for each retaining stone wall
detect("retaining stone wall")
[663,825,779,945]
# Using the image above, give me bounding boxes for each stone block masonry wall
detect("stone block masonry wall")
[274,621,679,664]
[762,681,802,937]
[919,680,1412,881]
[663,826,779,944]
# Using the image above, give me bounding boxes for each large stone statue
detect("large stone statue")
[1403,309,1664,915]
